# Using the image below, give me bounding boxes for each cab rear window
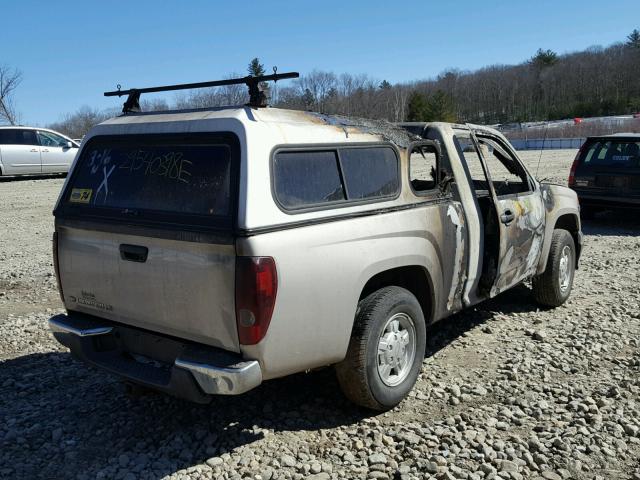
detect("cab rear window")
[581,139,640,167]
[59,133,238,227]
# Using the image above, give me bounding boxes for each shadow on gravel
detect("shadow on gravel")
[0,286,546,479]
[0,173,65,183]
[582,209,640,237]
[0,350,370,479]
[425,284,537,358]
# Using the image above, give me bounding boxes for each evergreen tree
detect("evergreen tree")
[247,58,266,77]
[302,88,315,110]
[379,80,392,90]
[627,29,640,48]
[406,92,429,121]
[426,90,456,122]
[247,58,268,101]
[530,48,558,68]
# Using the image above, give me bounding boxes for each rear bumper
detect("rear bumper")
[49,313,262,403]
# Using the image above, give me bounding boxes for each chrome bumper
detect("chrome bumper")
[174,356,262,395]
[49,313,262,398]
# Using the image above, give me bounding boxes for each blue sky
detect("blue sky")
[1,0,638,126]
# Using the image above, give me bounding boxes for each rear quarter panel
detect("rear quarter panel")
[237,204,457,380]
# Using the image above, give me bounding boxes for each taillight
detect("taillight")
[235,257,277,345]
[568,144,585,187]
[52,232,64,303]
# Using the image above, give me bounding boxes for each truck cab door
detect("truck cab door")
[408,140,468,314]
[471,132,545,296]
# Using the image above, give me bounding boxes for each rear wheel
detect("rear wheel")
[532,229,575,307]
[335,286,426,411]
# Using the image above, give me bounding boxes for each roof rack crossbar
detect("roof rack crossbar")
[104,71,299,113]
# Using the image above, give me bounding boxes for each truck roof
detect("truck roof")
[396,121,505,138]
[588,132,640,138]
[97,107,509,149]
[98,106,419,148]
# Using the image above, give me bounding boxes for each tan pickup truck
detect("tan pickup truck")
[48,77,581,410]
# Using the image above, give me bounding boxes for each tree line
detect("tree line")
[1,29,638,139]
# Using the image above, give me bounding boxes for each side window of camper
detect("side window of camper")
[273,150,346,208]
[339,147,399,200]
[273,145,400,211]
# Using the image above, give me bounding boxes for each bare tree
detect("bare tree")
[0,66,22,125]
[294,70,337,113]
[52,29,640,134]
[175,72,249,110]
[48,106,111,139]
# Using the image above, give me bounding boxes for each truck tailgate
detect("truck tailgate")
[57,225,239,351]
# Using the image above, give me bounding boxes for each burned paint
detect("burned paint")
[446,203,466,311]
[490,193,546,297]
[536,182,583,275]
[309,113,419,148]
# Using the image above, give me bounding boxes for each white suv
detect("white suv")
[0,126,79,176]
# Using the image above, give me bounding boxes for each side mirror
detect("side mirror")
[65,141,74,149]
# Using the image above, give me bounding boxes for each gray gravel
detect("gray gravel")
[1,152,640,480]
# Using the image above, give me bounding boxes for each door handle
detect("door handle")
[30,148,39,152]
[119,244,149,263]
[500,209,515,225]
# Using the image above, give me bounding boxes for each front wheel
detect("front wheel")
[532,229,575,307]
[335,286,426,411]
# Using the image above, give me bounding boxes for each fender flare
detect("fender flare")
[537,209,581,274]
[355,255,440,325]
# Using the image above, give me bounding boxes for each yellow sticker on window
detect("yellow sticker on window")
[69,188,92,204]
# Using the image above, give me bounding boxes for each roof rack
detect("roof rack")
[104,70,299,113]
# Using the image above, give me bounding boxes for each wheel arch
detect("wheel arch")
[537,211,582,274]
[358,265,436,326]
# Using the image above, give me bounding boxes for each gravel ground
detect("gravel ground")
[1,150,640,480]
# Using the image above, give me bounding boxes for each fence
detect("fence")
[509,138,586,151]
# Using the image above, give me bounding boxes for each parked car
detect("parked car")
[569,133,640,216]
[48,99,581,410]
[0,126,79,176]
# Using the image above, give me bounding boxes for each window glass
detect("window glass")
[64,136,233,218]
[0,130,13,144]
[38,131,68,147]
[477,136,530,195]
[409,144,438,192]
[0,129,38,145]
[274,151,345,208]
[340,147,398,199]
[582,140,640,168]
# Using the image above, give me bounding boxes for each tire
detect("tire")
[335,286,426,411]
[532,229,575,307]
